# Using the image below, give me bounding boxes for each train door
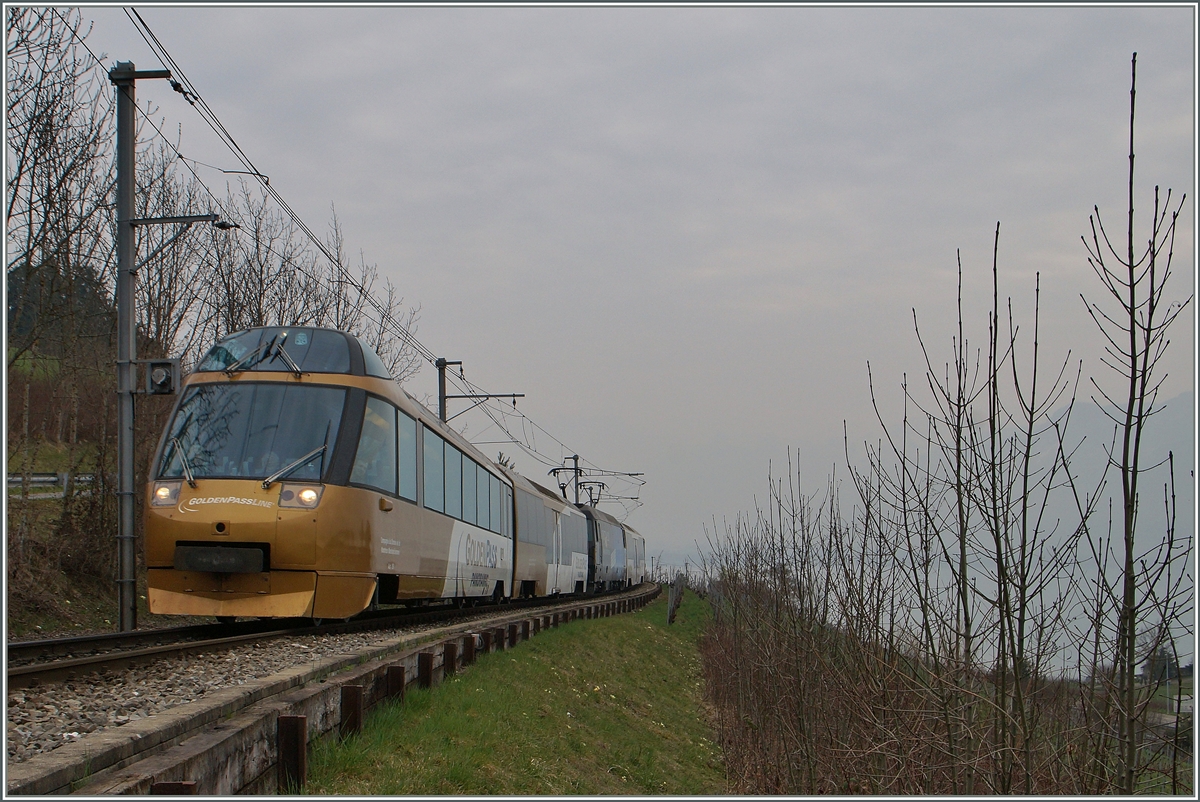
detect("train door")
[551,510,563,593]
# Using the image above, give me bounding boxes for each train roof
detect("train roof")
[497,467,584,517]
[529,479,585,517]
[577,504,623,527]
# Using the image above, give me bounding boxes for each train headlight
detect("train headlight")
[152,481,181,506]
[279,483,324,509]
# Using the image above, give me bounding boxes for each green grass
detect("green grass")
[7,349,61,379]
[6,440,101,478]
[306,591,725,795]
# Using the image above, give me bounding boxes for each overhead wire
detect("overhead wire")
[123,8,437,369]
[65,6,644,509]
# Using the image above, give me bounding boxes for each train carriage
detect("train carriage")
[528,479,589,595]
[504,470,589,596]
[578,505,627,592]
[145,326,515,621]
[622,523,646,586]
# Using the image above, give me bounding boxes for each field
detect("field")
[305,590,725,795]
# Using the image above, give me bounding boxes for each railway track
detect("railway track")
[6,585,660,795]
[6,594,580,690]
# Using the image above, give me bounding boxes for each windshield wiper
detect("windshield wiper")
[267,331,303,377]
[223,339,271,375]
[261,444,327,489]
[170,437,198,488]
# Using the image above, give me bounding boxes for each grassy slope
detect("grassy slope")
[307,591,725,795]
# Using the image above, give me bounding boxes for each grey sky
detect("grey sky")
[80,4,1195,563]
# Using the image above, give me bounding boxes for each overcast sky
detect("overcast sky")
[80,4,1195,564]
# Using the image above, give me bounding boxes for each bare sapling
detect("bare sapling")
[1079,52,1191,795]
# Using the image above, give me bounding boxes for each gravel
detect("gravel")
[6,630,411,764]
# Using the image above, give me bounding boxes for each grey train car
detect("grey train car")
[623,523,646,586]
[579,505,627,592]
[503,468,589,596]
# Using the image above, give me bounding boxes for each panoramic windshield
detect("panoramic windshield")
[196,328,351,374]
[158,383,346,481]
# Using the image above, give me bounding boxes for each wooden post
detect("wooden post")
[387,665,406,701]
[443,640,458,676]
[521,620,530,641]
[462,633,476,665]
[340,685,364,739]
[481,630,493,652]
[418,651,436,688]
[277,715,307,794]
[508,623,518,648]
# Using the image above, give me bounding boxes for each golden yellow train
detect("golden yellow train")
[145,326,646,621]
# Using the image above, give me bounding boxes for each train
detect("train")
[144,325,647,621]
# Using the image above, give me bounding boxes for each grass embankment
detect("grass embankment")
[306,590,725,795]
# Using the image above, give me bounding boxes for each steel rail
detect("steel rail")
[6,591,613,689]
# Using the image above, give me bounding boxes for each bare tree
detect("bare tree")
[314,208,422,382]
[199,180,321,336]
[133,138,214,360]
[6,6,115,369]
[6,7,119,602]
[1079,52,1191,795]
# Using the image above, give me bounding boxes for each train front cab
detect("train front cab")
[145,328,384,620]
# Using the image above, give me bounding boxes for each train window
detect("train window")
[159,383,345,481]
[503,485,513,539]
[444,445,463,520]
[422,427,444,513]
[515,489,535,545]
[358,338,392,379]
[196,330,256,371]
[489,475,502,535]
[296,329,351,373]
[504,485,513,542]
[350,397,397,495]
[477,466,491,531]
[397,411,417,501]
[195,328,351,374]
[462,458,477,526]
